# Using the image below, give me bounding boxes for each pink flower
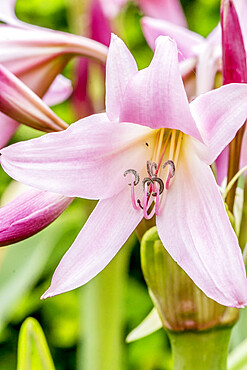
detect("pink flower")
[141,0,247,95]
[1,35,247,307]
[98,0,187,26]
[0,188,73,246]
[0,23,107,147]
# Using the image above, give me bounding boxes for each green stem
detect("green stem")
[168,327,232,370]
[226,124,245,213]
[78,241,133,370]
[239,176,247,251]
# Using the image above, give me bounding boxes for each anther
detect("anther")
[142,177,153,196]
[124,169,140,186]
[163,160,175,178]
[142,176,164,196]
[152,177,164,196]
[146,160,158,177]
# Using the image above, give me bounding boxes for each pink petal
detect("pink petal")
[42,187,143,298]
[0,114,19,149]
[190,83,247,164]
[195,43,221,95]
[0,65,68,131]
[138,0,187,27]
[120,36,202,141]
[0,0,19,26]
[0,188,73,246]
[141,17,204,61]
[106,34,138,121]
[43,75,73,106]
[215,147,229,185]
[98,0,127,18]
[0,25,108,97]
[157,142,247,307]
[0,113,154,199]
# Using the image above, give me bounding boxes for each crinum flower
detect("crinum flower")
[1,35,247,307]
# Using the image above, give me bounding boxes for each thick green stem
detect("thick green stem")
[168,327,232,370]
[78,241,133,370]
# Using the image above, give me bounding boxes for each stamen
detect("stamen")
[163,160,176,190]
[146,160,152,177]
[130,179,139,210]
[124,169,140,186]
[143,182,156,220]
[163,160,175,177]
[155,183,161,216]
[152,177,164,196]
[142,177,153,196]
[151,162,158,177]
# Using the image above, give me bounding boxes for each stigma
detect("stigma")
[124,129,183,219]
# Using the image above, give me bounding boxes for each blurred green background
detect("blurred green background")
[1,0,246,369]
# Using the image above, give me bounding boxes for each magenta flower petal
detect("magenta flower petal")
[141,16,204,61]
[221,0,247,84]
[0,188,73,246]
[120,36,202,141]
[106,34,138,121]
[190,83,247,164]
[42,187,143,298]
[157,144,247,307]
[0,113,153,199]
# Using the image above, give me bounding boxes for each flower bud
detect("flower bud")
[141,227,238,331]
[221,0,247,84]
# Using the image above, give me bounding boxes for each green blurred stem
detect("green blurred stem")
[79,242,133,370]
[168,327,232,370]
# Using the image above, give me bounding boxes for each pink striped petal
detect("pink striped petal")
[0,189,73,246]
[138,0,187,27]
[0,114,19,149]
[0,65,68,132]
[190,83,247,164]
[0,113,153,199]
[141,16,204,61]
[0,25,107,97]
[42,187,143,298]
[157,142,247,307]
[43,75,73,106]
[120,36,202,141]
[106,34,138,121]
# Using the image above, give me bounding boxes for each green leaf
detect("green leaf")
[17,317,55,370]
[0,206,80,333]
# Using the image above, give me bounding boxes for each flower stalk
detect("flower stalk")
[168,327,232,370]
[80,240,133,370]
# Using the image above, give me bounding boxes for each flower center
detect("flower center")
[124,129,183,219]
